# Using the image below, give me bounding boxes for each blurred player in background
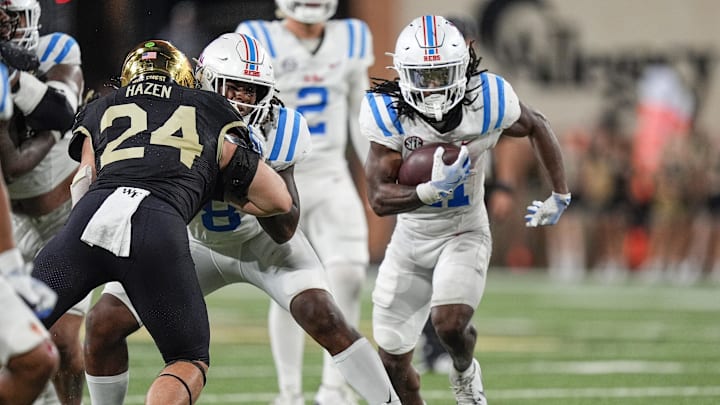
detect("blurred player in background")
[81,32,401,405]
[31,39,292,404]
[361,15,570,404]
[236,1,374,403]
[0,59,60,405]
[0,1,85,403]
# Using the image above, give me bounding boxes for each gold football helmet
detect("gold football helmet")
[120,39,195,88]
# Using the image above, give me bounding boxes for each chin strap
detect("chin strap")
[423,94,446,121]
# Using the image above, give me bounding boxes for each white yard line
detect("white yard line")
[119,385,720,403]
[123,359,720,379]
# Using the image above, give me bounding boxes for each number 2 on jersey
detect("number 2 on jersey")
[296,86,328,135]
[99,103,203,169]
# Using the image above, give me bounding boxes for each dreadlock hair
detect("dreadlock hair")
[254,94,284,127]
[369,43,487,120]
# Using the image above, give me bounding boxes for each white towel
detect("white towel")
[80,187,150,257]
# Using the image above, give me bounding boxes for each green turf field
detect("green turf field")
[103,270,720,404]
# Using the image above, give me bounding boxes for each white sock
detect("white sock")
[332,338,400,404]
[322,263,366,389]
[269,300,305,395]
[85,371,129,405]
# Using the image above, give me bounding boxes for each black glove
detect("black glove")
[0,40,39,72]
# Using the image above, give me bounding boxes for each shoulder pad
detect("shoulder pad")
[265,106,311,170]
[334,18,373,63]
[38,33,81,73]
[362,92,404,138]
[476,72,520,134]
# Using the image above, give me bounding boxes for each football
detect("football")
[397,142,461,186]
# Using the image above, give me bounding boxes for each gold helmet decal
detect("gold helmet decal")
[120,39,195,88]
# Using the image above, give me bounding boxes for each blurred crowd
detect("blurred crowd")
[497,63,720,286]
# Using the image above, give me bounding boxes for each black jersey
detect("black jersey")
[69,76,254,222]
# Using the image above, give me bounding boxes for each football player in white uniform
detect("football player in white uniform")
[361,16,571,405]
[0,163,59,405]
[81,33,401,405]
[0,1,85,404]
[0,58,60,404]
[236,1,374,403]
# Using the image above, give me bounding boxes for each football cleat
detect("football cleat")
[271,391,304,405]
[313,384,358,405]
[449,358,487,405]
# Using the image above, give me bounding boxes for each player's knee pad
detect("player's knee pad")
[373,325,415,355]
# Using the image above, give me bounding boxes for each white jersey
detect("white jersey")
[368,73,521,353]
[236,18,373,176]
[360,72,521,230]
[7,32,81,199]
[187,105,312,245]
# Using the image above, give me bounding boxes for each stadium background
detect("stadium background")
[29,1,720,403]
[37,0,720,273]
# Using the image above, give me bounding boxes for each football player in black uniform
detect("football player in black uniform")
[30,40,291,405]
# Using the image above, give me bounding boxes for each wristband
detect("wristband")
[0,247,24,275]
[12,71,47,115]
[416,182,441,205]
[552,191,571,203]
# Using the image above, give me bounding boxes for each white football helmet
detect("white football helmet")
[392,15,469,121]
[196,33,275,126]
[2,0,40,51]
[275,0,337,24]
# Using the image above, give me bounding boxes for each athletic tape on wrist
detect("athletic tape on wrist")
[46,79,79,111]
[416,182,441,205]
[12,71,46,115]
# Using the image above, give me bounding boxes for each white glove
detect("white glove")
[0,249,57,319]
[5,268,57,319]
[416,145,471,204]
[524,191,571,227]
